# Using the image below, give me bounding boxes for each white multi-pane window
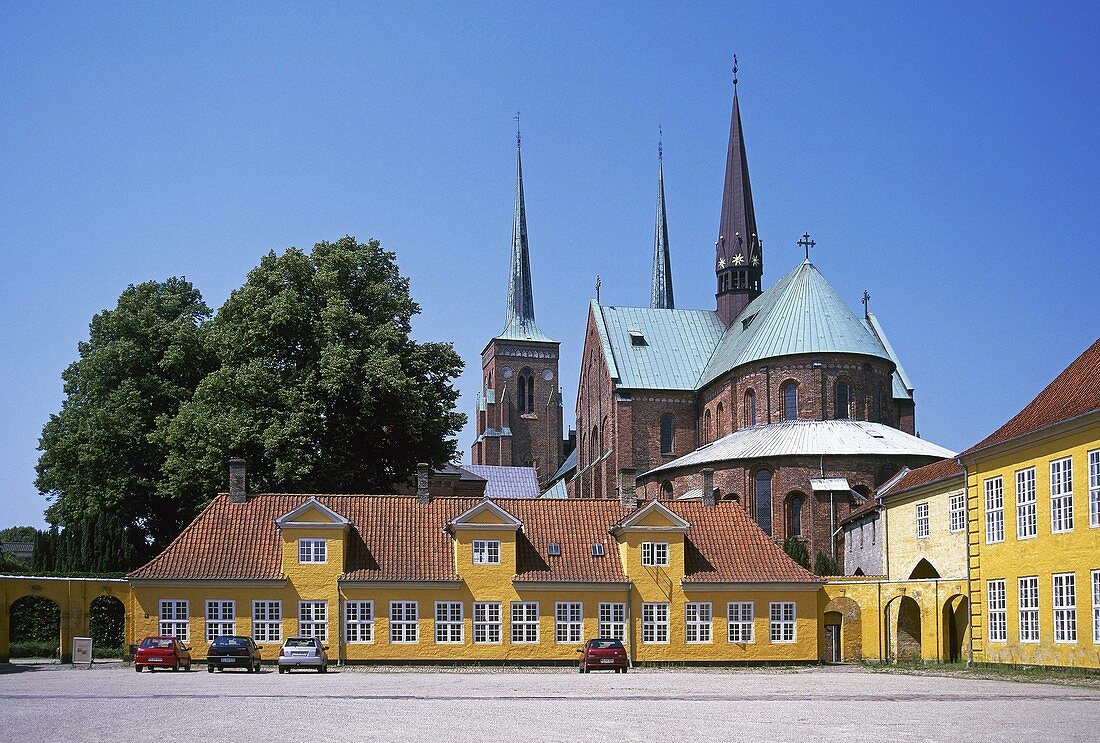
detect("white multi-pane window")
[915,503,930,538]
[510,602,539,643]
[986,580,1006,642]
[205,600,235,641]
[473,602,502,644]
[1016,467,1037,539]
[1018,577,1039,642]
[555,602,583,644]
[642,603,669,643]
[1053,573,1077,643]
[949,492,966,533]
[252,600,282,642]
[1093,571,1100,645]
[345,601,374,643]
[769,602,796,643]
[298,538,326,563]
[298,601,328,641]
[390,601,419,643]
[985,476,1004,544]
[1088,450,1100,528]
[435,602,463,644]
[685,602,712,643]
[159,600,189,640]
[598,602,626,640]
[641,542,669,567]
[472,540,500,565]
[728,602,754,643]
[1050,457,1074,533]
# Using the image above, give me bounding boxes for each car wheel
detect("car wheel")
[622,666,628,674]
[207,666,214,673]
[134,664,142,673]
[247,663,255,673]
[578,664,584,673]
[185,662,191,671]
[319,664,326,673]
[173,661,179,672]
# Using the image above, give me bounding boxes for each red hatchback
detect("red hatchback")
[578,638,628,673]
[134,636,192,672]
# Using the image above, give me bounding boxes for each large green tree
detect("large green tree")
[35,278,215,550]
[161,236,465,507]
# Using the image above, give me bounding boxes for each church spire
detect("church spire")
[500,116,550,341]
[714,56,763,327]
[651,129,674,309]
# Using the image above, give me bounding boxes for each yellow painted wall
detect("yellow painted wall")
[964,420,1100,668]
[884,480,967,581]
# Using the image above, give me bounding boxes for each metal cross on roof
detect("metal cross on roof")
[798,232,816,261]
[862,289,871,317]
[595,274,602,304]
[514,111,521,148]
[732,54,738,89]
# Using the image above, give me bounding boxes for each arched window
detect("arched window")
[874,384,884,423]
[745,389,757,426]
[517,367,535,414]
[590,426,600,460]
[754,469,773,535]
[835,380,850,420]
[703,409,712,443]
[782,381,798,420]
[660,481,674,500]
[788,493,805,537]
[715,402,724,438]
[659,415,674,455]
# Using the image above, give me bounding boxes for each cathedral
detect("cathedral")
[470,75,954,563]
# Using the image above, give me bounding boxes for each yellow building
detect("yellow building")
[959,337,1100,669]
[128,488,822,665]
[880,459,968,582]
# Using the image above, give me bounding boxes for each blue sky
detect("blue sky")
[2,2,1097,528]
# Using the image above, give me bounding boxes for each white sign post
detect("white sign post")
[72,637,93,666]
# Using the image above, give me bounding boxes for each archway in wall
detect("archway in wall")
[89,595,126,657]
[823,596,862,662]
[8,595,61,662]
[885,595,922,662]
[941,595,969,663]
[908,558,941,579]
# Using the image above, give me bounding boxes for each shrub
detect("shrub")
[782,537,810,569]
[814,550,842,576]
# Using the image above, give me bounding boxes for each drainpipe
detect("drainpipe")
[626,584,634,668]
[336,581,345,668]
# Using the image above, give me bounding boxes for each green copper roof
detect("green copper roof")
[593,301,726,390]
[697,260,893,387]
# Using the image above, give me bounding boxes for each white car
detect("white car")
[277,637,329,673]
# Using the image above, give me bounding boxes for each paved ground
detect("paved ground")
[1,662,1097,742]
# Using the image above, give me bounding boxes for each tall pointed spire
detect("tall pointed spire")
[500,115,551,341]
[651,128,674,309]
[715,56,763,326]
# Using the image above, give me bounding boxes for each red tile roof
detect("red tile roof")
[129,495,817,584]
[887,459,964,498]
[962,337,1100,457]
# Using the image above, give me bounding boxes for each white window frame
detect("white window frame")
[769,602,796,643]
[510,602,539,644]
[641,602,669,644]
[159,599,189,640]
[555,602,583,644]
[986,580,1006,642]
[389,601,419,644]
[1093,570,1100,645]
[1050,457,1074,533]
[728,602,754,643]
[1088,449,1100,528]
[345,600,374,644]
[915,502,929,539]
[949,492,966,533]
[685,602,712,644]
[205,599,235,641]
[1053,572,1077,643]
[473,602,502,644]
[434,601,463,644]
[641,542,670,567]
[252,600,282,643]
[597,602,626,640]
[984,476,1004,544]
[298,600,328,641]
[1018,576,1039,643]
[1016,467,1037,540]
[472,540,501,565]
[298,538,327,564]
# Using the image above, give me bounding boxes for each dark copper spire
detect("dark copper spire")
[651,129,674,309]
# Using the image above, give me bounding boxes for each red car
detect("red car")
[134,636,192,672]
[578,638,628,673]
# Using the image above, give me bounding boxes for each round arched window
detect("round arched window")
[754,470,773,535]
[782,382,798,421]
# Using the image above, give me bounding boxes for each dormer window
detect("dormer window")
[629,331,648,347]
[547,542,561,556]
[641,542,669,567]
[298,538,326,564]
[590,544,605,557]
[472,540,501,565]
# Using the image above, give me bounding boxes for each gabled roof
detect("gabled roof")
[961,337,1100,458]
[884,458,964,499]
[592,301,726,390]
[460,464,540,499]
[446,500,523,531]
[699,261,894,387]
[644,420,955,477]
[610,500,691,534]
[275,497,351,529]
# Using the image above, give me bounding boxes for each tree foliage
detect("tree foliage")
[31,514,135,575]
[813,550,843,577]
[0,526,38,542]
[782,536,810,569]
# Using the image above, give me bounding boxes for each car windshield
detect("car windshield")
[590,640,623,649]
[211,637,249,648]
[284,638,315,648]
[140,638,174,649]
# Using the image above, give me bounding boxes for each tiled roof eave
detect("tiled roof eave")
[680,579,822,589]
[959,407,1100,461]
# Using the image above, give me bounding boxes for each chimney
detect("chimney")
[416,463,431,504]
[701,468,716,507]
[619,468,638,510]
[229,458,247,504]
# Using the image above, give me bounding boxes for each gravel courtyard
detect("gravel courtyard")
[1,663,1096,742]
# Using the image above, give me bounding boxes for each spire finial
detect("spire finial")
[514,111,521,149]
[861,289,871,318]
[595,274,602,304]
[798,232,816,261]
[658,124,663,163]
[732,54,738,90]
